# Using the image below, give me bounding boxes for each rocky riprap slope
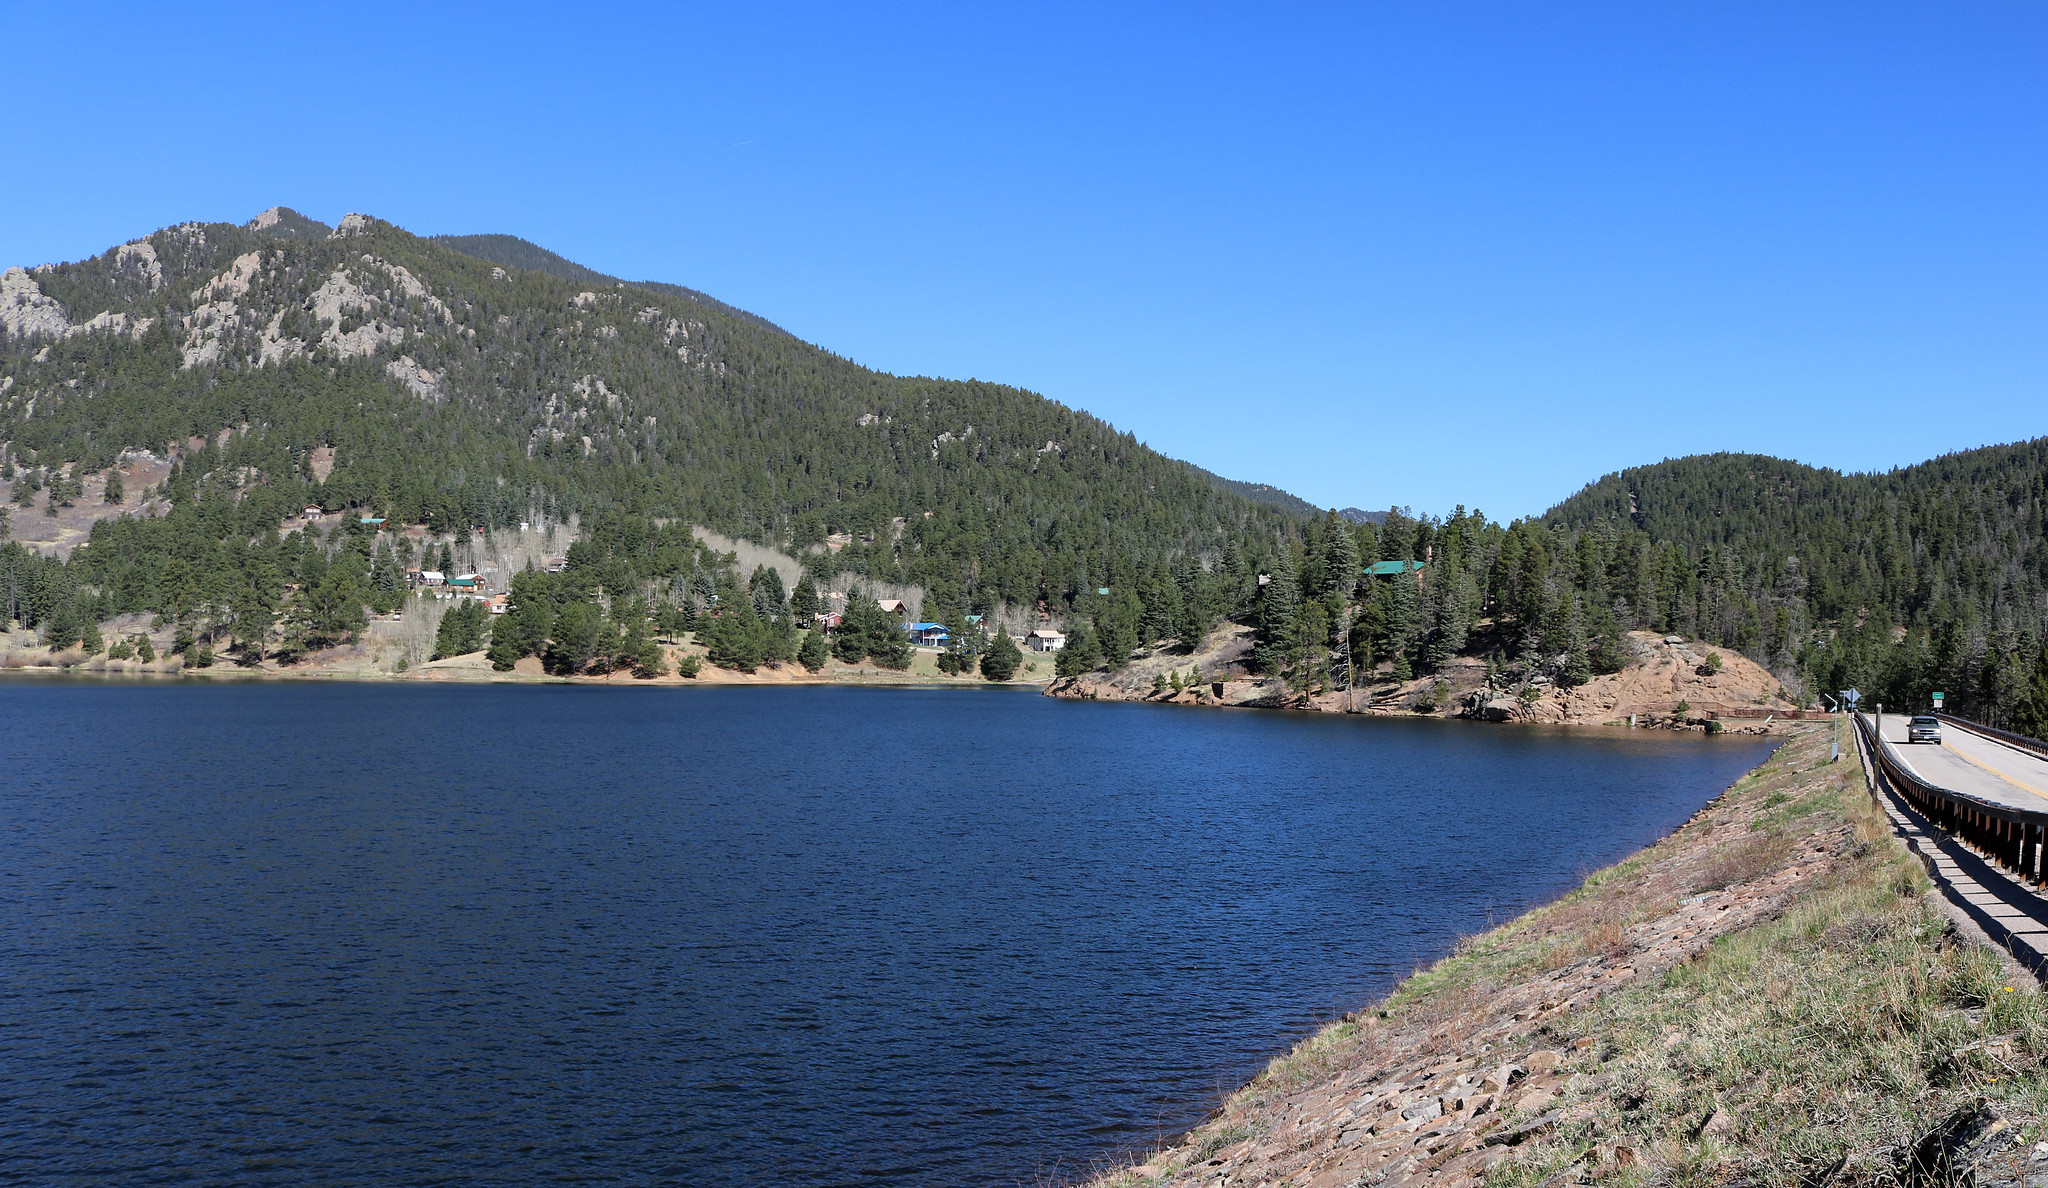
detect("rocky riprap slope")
[1078,727,2048,1188]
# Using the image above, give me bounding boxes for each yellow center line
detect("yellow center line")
[1943,737,2048,804]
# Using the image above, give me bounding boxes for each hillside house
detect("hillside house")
[907,622,950,647]
[303,505,324,520]
[416,570,446,587]
[877,598,908,618]
[1026,629,1067,652]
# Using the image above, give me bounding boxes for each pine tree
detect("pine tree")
[433,600,486,659]
[1561,599,1593,687]
[102,467,124,504]
[749,565,788,617]
[1256,554,1299,673]
[1055,626,1102,676]
[1321,511,1358,600]
[790,573,820,621]
[981,627,1022,681]
[1139,565,1181,645]
[1381,566,1418,674]
[799,628,829,672]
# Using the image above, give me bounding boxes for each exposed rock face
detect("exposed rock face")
[1476,633,1797,727]
[1,268,154,343]
[181,298,244,367]
[384,355,442,402]
[366,255,450,320]
[308,267,406,358]
[175,244,447,368]
[115,242,163,293]
[70,310,154,340]
[192,250,263,302]
[1,267,71,340]
[250,207,287,230]
[331,212,372,238]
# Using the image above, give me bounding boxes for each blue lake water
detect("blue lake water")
[0,680,1773,1186]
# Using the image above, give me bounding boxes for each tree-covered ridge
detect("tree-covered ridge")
[6,211,2046,731]
[1050,439,2048,737]
[1,211,1298,623]
[1545,445,2048,629]
[1537,444,2048,727]
[428,232,788,335]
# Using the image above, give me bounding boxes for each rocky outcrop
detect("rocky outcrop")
[1048,672,1289,708]
[1466,633,1799,728]
[70,310,154,339]
[1,267,72,340]
[191,250,263,302]
[1047,629,1804,730]
[4,266,157,344]
[114,242,163,293]
[384,355,442,402]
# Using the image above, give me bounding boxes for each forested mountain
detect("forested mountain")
[1542,445,2048,729]
[428,232,787,334]
[1185,465,1321,519]
[1049,440,2047,735]
[1,207,2043,729]
[0,208,1296,637]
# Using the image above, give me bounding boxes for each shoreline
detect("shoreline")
[1073,725,2044,1188]
[1043,626,1809,735]
[0,656,1055,691]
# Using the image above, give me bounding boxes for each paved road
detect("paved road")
[1868,713,2048,811]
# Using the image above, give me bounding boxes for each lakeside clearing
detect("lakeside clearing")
[1076,725,2048,1188]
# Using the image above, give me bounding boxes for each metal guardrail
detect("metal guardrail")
[1935,711,2048,762]
[1855,713,2048,887]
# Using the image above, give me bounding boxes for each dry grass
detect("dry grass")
[1074,727,2048,1188]
[1480,741,2048,1186]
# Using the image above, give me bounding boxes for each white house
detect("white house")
[1026,629,1067,652]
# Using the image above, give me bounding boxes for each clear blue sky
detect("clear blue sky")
[4,3,2044,520]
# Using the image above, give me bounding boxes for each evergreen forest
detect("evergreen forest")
[2,209,2045,733]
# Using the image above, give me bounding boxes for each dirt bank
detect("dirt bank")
[1047,630,1807,732]
[1071,727,2048,1188]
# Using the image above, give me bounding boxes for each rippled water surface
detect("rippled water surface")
[0,680,1773,1185]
